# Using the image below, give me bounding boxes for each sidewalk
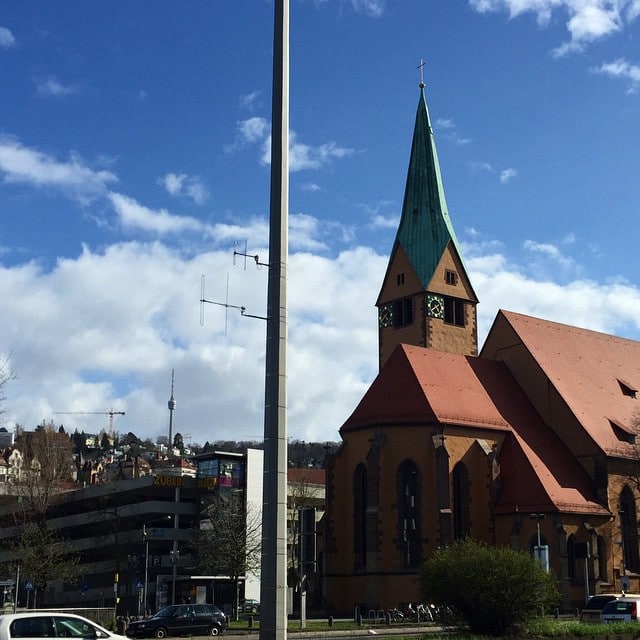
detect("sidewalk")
[225,623,443,639]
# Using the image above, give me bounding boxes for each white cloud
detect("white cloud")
[36,76,77,98]
[628,0,640,20]
[239,117,269,143]
[468,0,637,54]
[348,0,385,17]
[229,118,355,172]
[108,192,209,236]
[0,137,117,200]
[240,91,261,111]
[0,26,15,49]
[500,167,518,183]
[2,230,640,447]
[592,58,640,92]
[359,201,399,230]
[160,172,209,205]
[523,238,577,273]
[470,161,493,173]
[436,118,471,146]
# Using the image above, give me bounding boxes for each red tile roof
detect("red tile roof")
[342,343,608,516]
[494,310,640,458]
[288,467,325,485]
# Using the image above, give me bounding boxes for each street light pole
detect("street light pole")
[170,548,179,605]
[143,525,149,616]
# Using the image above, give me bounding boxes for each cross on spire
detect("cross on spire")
[417,59,426,89]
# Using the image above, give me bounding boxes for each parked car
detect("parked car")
[580,594,618,622]
[600,596,640,623]
[240,599,259,613]
[126,604,227,638]
[0,611,129,640]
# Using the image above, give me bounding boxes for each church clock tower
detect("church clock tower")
[377,81,478,368]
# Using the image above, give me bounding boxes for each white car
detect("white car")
[600,597,640,623]
[0,612,129,640]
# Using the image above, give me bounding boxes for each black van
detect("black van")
[126,604,227,638]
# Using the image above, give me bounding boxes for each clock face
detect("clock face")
[378,304,393,328]
[426,294,444,319]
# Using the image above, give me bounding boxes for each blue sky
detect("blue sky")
[2,0,640,446]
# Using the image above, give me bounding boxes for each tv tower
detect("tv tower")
[168,369,176,449]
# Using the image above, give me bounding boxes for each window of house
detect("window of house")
[444,297,465,326]
[392,297,413,328]
[618,379,637,398]
[609,419,636,445]
[445,270,458,286]
[396,273,405,286]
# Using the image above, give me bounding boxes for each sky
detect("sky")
[2,0,640,448]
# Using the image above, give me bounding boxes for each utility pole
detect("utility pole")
[259,1,289,639]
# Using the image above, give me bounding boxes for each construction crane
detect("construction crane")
[53,409,125,437]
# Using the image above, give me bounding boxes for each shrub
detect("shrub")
[418,538,560,636]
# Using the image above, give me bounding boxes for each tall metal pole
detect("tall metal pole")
[260,0,289,639]
[143,525,149,615]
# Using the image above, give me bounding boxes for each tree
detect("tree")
[287,473,321,575]
[3,424,80,605]
[418,538,560,636]
[195,492,261,619]
[0,353,15,422]
[14,422,75,517]
[173,432,184,453]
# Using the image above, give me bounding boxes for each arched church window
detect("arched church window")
[452,462,470,539]
[619,486,640,573]
[397,459,421,568]
[567,535,577,582]
[597,535,607,581]
[353,464,367,569]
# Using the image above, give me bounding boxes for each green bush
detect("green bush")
[418,538,560,636]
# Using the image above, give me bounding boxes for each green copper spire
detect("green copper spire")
[393,86,463,289]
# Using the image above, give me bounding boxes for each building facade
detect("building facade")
[0,447,263,614]
[323,84,640,616]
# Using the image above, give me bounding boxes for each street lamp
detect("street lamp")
[170,547,180,605]
[143,525,149,616]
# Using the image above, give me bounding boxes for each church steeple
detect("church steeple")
[376,80,478,368]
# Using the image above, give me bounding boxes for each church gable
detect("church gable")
[482,310,640,460]
[376,243,423,306]
[427,240,477,302]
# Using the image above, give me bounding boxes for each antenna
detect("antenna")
[200,274,261,333]
[168,369,176,448]
[233,239,269,269]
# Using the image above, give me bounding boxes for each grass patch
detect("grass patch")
[522,618,639,637]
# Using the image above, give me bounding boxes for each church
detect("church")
[322,81,640,615]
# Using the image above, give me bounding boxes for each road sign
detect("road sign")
[24,581,33,591]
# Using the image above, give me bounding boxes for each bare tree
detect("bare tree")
[2,423,80,605]
[14,422,75,519]
[287,474,322,573]
[0,353,15,423]
[195,493,261,619]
